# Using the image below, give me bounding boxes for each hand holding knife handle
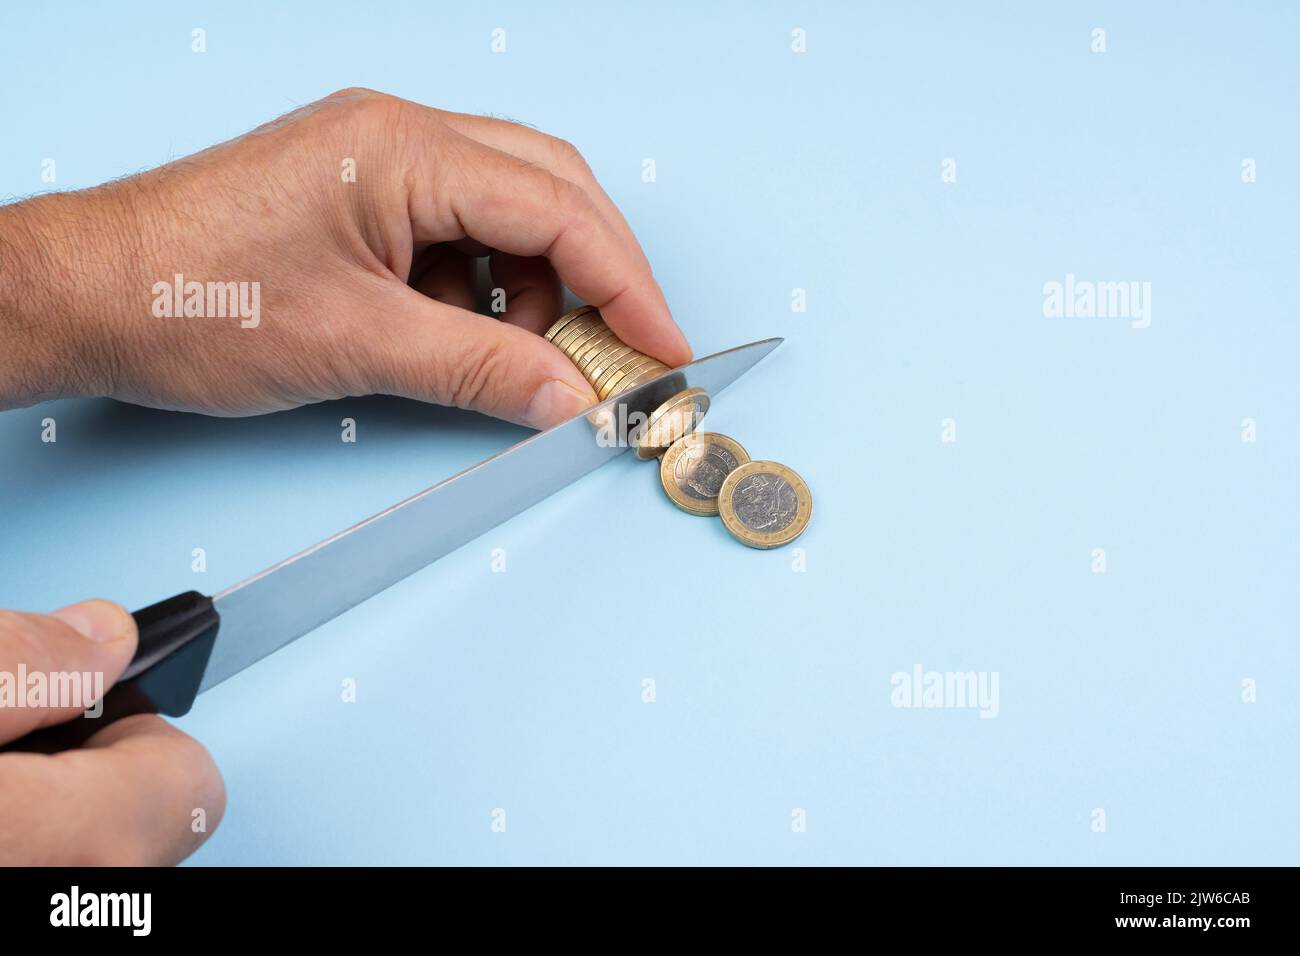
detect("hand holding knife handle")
[1,592,220,754]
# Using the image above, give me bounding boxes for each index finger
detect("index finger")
[411,124,692,367]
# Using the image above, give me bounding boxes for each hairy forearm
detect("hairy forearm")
[0,188,145,409]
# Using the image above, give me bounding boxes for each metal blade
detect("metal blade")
[201,337,782,691]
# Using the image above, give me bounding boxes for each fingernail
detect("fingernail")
[52,599,133,644]
[522,380,595,429]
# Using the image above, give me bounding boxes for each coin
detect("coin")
[587,345,640,389]
[553,319,607,355]
[544,306,598,342]
[560,323,614,359]
[576,337,627,377]
[611,361,671,395]
[659,433,751,516]
[600,354,661,398]
[567,330,619,372]
[594,350,656,397]
[633,387,710,459]
[717,461,812,548]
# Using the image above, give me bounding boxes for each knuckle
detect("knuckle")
[324,86,387,106]
[550,174,586,210]
[321,88,406,128]
[447,339,509,410]
[546,176,596,243]
[0,611,55,673]
[548,136,592,176]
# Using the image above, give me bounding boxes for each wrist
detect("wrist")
[0,188,147,408]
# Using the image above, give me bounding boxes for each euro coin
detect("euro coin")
[564,325,616,361]
[592,356,640,398]
[576,336,625,376]
[612,361,671,395]
[659,432,751,516]
[600,354,661,398]
[587,345,639,388]
[717,461,812,548]
[554,319,607,355]
[633,387,710,460]
[544,306,598,342]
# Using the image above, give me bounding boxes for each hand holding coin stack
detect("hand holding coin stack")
[544,306,812,548]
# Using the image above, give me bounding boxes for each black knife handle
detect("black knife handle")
[0,591,220,754]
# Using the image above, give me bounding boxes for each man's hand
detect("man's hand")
[0,600,225,865]
[0,88,690,425]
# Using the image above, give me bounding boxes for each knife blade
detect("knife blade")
[2,337,781,753]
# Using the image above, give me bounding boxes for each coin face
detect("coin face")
[634,387,710,459]
[659,433,751,515]
[718,461,812,548]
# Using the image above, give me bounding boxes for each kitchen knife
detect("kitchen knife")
[2,338,781,753]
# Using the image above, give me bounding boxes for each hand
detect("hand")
[0,600,224,865]
[0,88,691,426]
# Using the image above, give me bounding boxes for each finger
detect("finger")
[0,714,225,865]
[436,111,654,274]
[412,127,691,366]
[448,237,493,259]
[357,285,597,429]
[0,600,136,743]
[489,252,563,335]
[410,245,476,310]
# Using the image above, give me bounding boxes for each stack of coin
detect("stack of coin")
[544,306,674,401]
[547,305,812,548]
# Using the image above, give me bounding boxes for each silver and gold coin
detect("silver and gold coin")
[717,461,812,548]
[659,432,751,516]
[633,387,710,459]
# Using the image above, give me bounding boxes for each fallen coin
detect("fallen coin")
[659,432,751,516]
[717,460,812,548]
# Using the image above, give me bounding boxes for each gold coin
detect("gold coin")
[593,349,651,396]
[614,365,672,398]
[587,345,640,389]
[599,354,661,399]
[545,312,597,347]
[608,364,670,398]
[659,432,751,516]
[544,306,598,342]
[566,328,619,369]
[717,461,812,549]
[576,337,628,377]
[554,316,604,350]
[554,321,609,357]
[634,387,710,460]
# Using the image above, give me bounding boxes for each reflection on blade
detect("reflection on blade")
[202,337,782,691]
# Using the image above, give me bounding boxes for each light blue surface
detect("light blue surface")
[2,2,1297,864]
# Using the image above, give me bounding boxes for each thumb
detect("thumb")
[368,290,598,429]
[0,600,137,744]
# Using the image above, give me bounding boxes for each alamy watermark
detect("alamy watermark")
[890,664,1000,719]
[0,666,106,717]
[1043,274,1151,329]
[151,273,261,328]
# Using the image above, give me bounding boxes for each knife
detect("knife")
[3,337,781,753]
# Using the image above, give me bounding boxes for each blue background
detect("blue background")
[2,2,1297,864]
